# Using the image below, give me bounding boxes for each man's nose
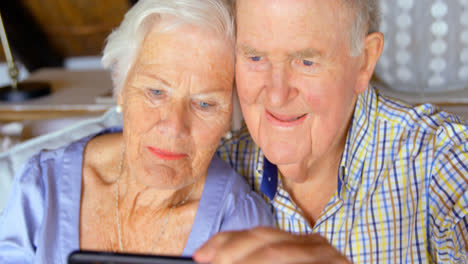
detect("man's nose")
[266,65,290,107]
[158,102,190,138]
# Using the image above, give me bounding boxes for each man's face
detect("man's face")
[236,0,366,179]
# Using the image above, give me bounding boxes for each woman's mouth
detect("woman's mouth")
[147,147,188,160]
[265,110,308,127]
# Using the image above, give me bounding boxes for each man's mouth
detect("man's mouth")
[265,110,308,127]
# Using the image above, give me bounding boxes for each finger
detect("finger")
[234,234,321,264]
[209,227,295,264]
[194,227,282,264]
[194,231,238,263]
[233,234,350,264]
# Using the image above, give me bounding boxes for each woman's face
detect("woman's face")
[118,22,234,189]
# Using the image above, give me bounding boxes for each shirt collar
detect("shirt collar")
[260,155,278,200]
[338,86,378,195]
[251,146,278,200]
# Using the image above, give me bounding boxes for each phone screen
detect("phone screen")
[68,250,198,264]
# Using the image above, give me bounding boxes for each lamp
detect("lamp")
[0,10,51,102]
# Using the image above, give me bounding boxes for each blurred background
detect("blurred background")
[0,0,136,151]
[0,0,135,82]
[1,0,468,152]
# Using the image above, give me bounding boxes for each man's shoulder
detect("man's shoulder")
[374,89,468,137]
[350,87,468,169]
[369,90,468,172]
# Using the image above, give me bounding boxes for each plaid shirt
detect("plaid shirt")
[216,86,468,263]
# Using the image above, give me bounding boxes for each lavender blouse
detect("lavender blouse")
[0,128,274,263]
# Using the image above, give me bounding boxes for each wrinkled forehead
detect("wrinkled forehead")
[235,0,353,34]
[233,0,352,17]
[132,23,234,91]
[234,0,352,52]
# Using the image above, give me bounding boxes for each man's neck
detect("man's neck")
[278,142,344,227]
[272,97,355,226]
[280,165,338,227]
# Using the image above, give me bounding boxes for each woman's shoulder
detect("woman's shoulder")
[82,130,122,184]
[22,135,88,176]
[207,155,249,193]
[83,131,121,165]
[205,155,274,227]
[14,127,122,187]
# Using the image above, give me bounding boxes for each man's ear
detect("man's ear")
[355,32,384,94]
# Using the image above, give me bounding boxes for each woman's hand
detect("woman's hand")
[193,227,351,264]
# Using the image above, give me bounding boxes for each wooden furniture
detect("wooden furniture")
[0,0,130,62]
[0,68,115,121]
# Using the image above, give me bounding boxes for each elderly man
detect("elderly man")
[194,0,468,263]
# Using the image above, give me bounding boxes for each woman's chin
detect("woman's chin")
[136,165,190,189]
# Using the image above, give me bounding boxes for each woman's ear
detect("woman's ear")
[117,92,123,106]
[355,32,384,94]
[116,89,124,113]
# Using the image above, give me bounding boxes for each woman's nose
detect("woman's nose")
[158,103,190,138]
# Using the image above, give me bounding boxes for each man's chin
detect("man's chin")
[263,150,301,166]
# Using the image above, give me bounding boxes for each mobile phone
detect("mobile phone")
[68,250,198,264]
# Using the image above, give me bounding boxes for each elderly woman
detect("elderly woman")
[0,0,273,262]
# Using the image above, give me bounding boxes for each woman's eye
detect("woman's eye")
[145,88,167,102]
[193,100,216,112]
[199,101,214,109]
[199,102,210,108]
[150,89,164,96]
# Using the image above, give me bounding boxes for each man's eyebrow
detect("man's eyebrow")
[238,44,266,56]
[290,48,322,58]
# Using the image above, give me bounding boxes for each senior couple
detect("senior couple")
[1,0,468,263]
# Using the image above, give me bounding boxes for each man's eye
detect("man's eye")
[303,60,314,66]
[250,56,262,62]
[291,58,320,74]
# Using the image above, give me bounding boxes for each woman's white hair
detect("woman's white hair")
[102,0,234,96]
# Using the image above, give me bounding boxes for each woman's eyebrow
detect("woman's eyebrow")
[192,86,230,97]
[138,71,172,87]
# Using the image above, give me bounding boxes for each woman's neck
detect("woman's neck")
[117,167,203,213]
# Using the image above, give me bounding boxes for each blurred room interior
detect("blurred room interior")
[0,0,135,152]
[1,0,468,151]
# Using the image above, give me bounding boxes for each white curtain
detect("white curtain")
[375,0,468,94]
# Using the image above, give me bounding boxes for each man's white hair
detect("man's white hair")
[345,0,381,56]
[101,0,234,96]
[231,0,380,57]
